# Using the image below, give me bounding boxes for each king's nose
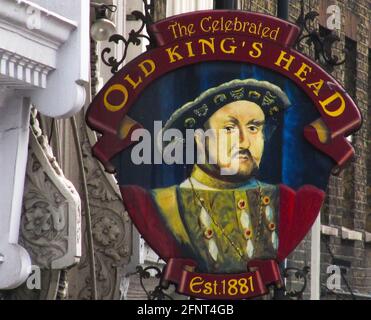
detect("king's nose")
[239,128,251,148]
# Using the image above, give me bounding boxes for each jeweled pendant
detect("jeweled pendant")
[240,210,251,229]
[208,239,218,261]
[199,206,211,228]
[246,239,254,258]
[265,205,273,221]
[272,231,278,250]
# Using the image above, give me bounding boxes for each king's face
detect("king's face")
[198,100,265,180]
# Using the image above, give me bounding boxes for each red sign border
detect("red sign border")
[86,10,362,300]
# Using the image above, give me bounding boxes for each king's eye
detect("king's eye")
[224,125,236,133]
[247,125,259,133]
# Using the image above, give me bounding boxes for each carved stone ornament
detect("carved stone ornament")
[68,114,132,300]
[19,108,82,270]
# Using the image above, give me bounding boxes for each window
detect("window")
[344,37,357,99]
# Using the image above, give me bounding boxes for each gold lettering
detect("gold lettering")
[104,84,128,112]
[200,16,212,33]
[168,22,179,39]
[261,27,270,38]
[225,20,233,32]
[187,24,196,37]
[243,21,249,32]
[203,282,213,295]
[257,22,262,36]
[138,59,156,78]
[189,276,203,294]
[234,17,242,32]
[249,23,257,34]
[249,42,263,58]
[274,50,295,71]
[124,74,142,89]
[220,37,237,54]
[185,41,196,57]
[166,45,184,63]
[199,38,215,55]
[248,276,255,292]
[294,62,313,82]
[270,27,280,41]
[307,80,324,96]
[212,20,220,33]
[167,21,195,39]
[319,92,346,117]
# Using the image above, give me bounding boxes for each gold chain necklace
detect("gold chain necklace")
[255,182,264,241]
[189,178,256,260]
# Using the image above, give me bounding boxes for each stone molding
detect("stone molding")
[0,0,76,90]
[341,226,363,241]
[19,109,81,270]
[321,225,339,237]
[0,0,90,118]
[68,119,132,300]
[0,0,89,290]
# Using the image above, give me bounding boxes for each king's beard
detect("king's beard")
[198,148,260,184]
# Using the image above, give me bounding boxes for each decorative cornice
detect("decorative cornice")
[0,0,90,118]
[0,0,76,91]
[0,49,54,89]
[0,0,76,48]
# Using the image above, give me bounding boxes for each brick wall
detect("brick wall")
[240,0,277,14]
[325,0,369,299]
[237,0,371,299]
[150,0,371,300]
[293,0,370,299]
[367,50,371,234]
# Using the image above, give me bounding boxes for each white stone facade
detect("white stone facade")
[0,0,89,290]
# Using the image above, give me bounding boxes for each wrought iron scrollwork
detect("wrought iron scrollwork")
[282,266,310,299]
[126,266,173,300]
[295,1,345,71]
[101,0,155,74]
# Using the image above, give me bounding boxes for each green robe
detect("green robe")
[151,180,279,273]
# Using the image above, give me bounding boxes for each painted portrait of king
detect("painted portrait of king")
[121,79,325,274]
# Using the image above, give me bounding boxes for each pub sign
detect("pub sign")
[86,10,362,299]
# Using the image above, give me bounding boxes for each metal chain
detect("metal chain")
[255,183,264,241]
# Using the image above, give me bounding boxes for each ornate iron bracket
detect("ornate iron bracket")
[101,0,155,74]
[126,266,173,300]
[282,266,310,300]
[295,1,345,71]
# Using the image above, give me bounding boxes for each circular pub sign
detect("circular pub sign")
[86,10,362,299]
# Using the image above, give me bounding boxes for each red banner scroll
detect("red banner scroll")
[162,258,283,300]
